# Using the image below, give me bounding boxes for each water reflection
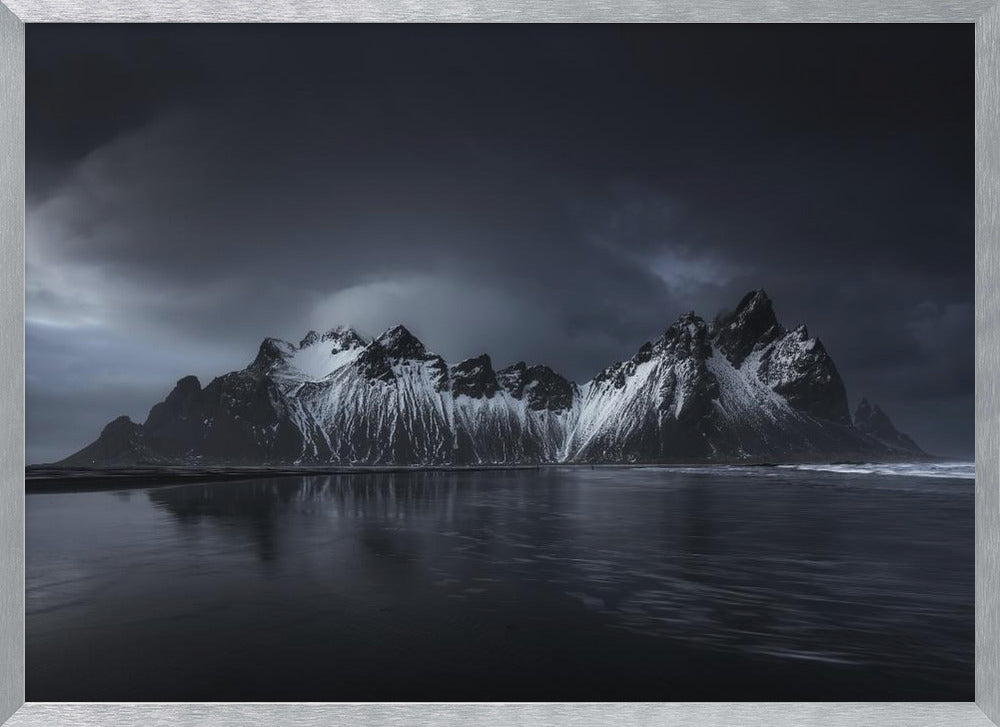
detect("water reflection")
[27,466,974,701]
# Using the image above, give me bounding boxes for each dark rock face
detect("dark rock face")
[377,325,428,360]
[714,289,784,367]
[497,362,576,412]
[656,314,719,424]
[142,375,206,458]
[192,372,305,463]
[55,290,930,467]
[568,294,909,463]
[355,326,448,391]
[854,398,923,455]
[61,369,308,467]
[756,325,851,425]
[326,327,366,352]
[572,313,722,462]
[60,415,152,466]
[353,341,395,383]
[299,330,321,348]
[246,337,296,378]
[451,355,500,398]
[710,291,850,425]
[300,326,366,352]
[144,375,202,431]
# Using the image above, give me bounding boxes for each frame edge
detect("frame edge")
[977,0,1000,724]
[3,1,997,726]
[0,0,25,724]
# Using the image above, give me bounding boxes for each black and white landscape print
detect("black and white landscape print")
[26,25,973,701]
[57,288,925,467]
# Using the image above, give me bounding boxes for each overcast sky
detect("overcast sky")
[26,24,973,463]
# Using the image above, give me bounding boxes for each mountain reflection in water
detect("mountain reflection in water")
[27,465,973,701]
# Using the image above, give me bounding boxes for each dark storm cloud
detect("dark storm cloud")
[26,24,974,462]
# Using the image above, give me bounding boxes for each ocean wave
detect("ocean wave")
[777,462,974,480]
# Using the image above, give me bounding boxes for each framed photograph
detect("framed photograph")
[2,3,998,727]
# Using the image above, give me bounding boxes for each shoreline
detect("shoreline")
[24,464,543,494]
[24,457,955,494]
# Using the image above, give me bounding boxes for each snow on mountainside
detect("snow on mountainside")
[256,326,367,382]
[56,290,927,466]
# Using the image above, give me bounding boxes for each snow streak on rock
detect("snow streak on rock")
[59,290,925,466]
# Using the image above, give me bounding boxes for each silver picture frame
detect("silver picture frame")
[1,2,997,725]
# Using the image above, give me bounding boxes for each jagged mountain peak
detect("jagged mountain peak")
[58,414,151,467]
[353,325,447,389]
[144,375,203,430]
[738,287,772,312]
[755,322,849,425]
[497,361,528,390]
[658,312,713,360]
[457,352,493,366]
[299,325,367,351]
[103,414,138,433]
[171,375,202,395]
[451,354,500,398]
[56,288,930,466]
[497,360,567,378]
[856,397,878,417]
[374,324,428,359]
[260,336,296,355]
[667,310,707,332]
[496,360,575,412]
[856,398,899,429]
[854,398,923,454]
[713,288,784,367]
[528,362,565,380]
[155,375,201,404]
[778,323,824,355]
[246,337,296,376]
[246,328,369,383]
[597,312,712,384]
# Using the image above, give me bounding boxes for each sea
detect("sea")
[26,462,974,700]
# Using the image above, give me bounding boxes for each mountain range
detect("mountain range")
[56,290,925,467]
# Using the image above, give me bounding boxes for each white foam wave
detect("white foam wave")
[778,462,974,480]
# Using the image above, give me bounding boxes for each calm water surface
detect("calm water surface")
[26,465,973,700]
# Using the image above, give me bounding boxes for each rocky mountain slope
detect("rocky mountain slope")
[56,290,925,466]
[853,398,923,455]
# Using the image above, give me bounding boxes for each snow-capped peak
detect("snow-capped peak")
[61,288,927,467]
[300,325,367,352]
[245,327,368,383]
[374,325,429,359]
[352,325,447,390]
[299,325,366,350]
